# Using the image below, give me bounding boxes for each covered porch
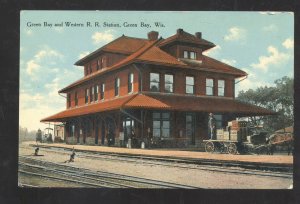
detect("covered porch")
[41,93,275,148]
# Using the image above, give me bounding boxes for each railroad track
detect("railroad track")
[19,156,198,189]
[24,145,293,179]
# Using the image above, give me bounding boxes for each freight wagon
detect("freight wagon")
[203,120,269,154]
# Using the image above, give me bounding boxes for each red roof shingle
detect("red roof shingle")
[41,93,275,122]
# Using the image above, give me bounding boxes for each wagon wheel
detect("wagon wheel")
[227,143,238,155]
[205,141,215,153]
[219,143,228,154]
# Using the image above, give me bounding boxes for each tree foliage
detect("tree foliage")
[237,76,293,132]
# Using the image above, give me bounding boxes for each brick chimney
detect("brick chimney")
[147,31,159,41]
[195,32,202,39]
[177,28,184,34]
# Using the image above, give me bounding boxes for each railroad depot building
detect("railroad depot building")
[41,29,273,148]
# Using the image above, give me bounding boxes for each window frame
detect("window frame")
[67,93,71,108]
[185,75,195,94]
[183,50,189,58]
[217,79,225,96]
[150,72,160,92]
[164,73,174,93]
[206,78,214,96]
[152,111,171,138]
[74,91,78,106]
[96,59,100,70]
[115,77,120,96]
[128,72,134,93]
[94,85,98,101]
[190,51,197,59]
[100,83,105,100]
[85,88,89,104]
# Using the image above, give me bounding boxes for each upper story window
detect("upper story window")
[94,85,98,101]
[84,66,87,76]
[218,80,225,96]
[67,93,71,108]
[89,64,92,74]
[186,76,195,94]
[75,91,78,106]
[115,77,120,96]
[183,51,197,59]
[190,51,196,59]
[128,73,134,93]
[206,78,214,96]
[164,74,174,93]
[90,87,94,102]
[96,59,100,70]
[184,51,189,58]
[85,88,89,104]
[100,83,105,100]
[150,73,160,92]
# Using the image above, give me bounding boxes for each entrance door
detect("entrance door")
[186,113,195,145]
[123,118,134,146]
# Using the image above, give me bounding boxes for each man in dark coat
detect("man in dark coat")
[208,113,216,140]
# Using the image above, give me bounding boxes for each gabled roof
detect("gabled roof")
[62,30,246,93]
[41,93,275,122]
[137,45,186,66]
[158,29,215,50]
[75,35,148,66]
[59,39,161,93]
[181,55,247,77]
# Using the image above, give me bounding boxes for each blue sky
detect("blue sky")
[20,11,294,131]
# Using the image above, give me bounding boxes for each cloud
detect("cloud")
[92,30,114,44]
[202,45,221,57]
[221,59,237,66]
[25,29,33,36]
[79,51,90,59]
[34,49,63,61]
[263,24,278,32]
[20,88,65,131]
[26,60,40,75]
[25,47,64,77]
[224,27,246,41]
[235,68,274,95]
[250,46,290,72]
[282,38,294,49]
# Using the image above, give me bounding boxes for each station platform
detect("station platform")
[22,141,293,168]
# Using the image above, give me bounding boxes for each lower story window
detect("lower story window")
[152,112,170,138]
[214,114,223,128]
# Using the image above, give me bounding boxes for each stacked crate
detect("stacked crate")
[228,120,248,141]
[216,129,224,140]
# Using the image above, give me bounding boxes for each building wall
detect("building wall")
[142,65,236,98]
[83,52,128,76]
[66,65,139,109]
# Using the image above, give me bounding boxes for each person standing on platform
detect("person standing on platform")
[208,113,216,140]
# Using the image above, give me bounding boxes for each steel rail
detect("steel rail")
[19,156,198,189]
[24,146,292,179]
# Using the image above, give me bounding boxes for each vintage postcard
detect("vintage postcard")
[19,11,294,189]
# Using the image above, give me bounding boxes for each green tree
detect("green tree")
[237,76,293,132]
